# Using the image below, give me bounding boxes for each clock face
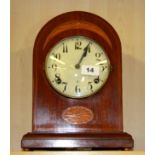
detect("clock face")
[45,36,110,98]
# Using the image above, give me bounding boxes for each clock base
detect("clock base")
[21,132,133,150]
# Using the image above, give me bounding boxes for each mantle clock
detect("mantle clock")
[21,11,134,150]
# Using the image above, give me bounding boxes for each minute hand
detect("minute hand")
[75,43,90,69]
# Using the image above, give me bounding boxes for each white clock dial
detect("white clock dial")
[45,36,111,98]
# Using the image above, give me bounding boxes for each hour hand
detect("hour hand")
[75,43,90,69]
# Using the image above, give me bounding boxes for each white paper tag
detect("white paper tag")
[81,65,99,76]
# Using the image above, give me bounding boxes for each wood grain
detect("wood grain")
[32,11,123,132]
[22,132,133,149]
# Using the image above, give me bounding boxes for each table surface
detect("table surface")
[11,151,144,155]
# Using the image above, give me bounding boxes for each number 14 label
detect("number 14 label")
[81,65,99,76]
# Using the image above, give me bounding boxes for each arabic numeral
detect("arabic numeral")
[75,41,82,50]
[94,76,100,84]
[54,53,61,60]
[62,82,67,92]
[88,82,93,92]
[87,67,94,73]
[75,85,81,93]
[95,52,102,61]
[51,64,57,71]
[63,43,68,53]
[55,73,61,84]
[100,64,108,71]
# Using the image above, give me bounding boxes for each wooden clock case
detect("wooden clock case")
[21,11,134,150]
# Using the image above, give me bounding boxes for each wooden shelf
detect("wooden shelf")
[11,151,144,155]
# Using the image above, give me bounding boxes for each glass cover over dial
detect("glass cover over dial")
[45,36,111,98]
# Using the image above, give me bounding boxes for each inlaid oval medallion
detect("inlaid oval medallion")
[62,106,94,125]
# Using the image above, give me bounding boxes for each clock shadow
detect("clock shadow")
[122,52,144,148]
[11,46,33,150]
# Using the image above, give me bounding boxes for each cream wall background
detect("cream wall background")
[11,0,144,151]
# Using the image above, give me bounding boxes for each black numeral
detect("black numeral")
[75,41,82,50]
[63,43,68,53]
[75,85,81,93]
[100,64,108,71]
[94,76,100,84]
[54,53,61,60]
[62,82,67,92]
[55,73,61,84]
[88,82,93,92]
[51,64,57,71]
[95,52,102,61]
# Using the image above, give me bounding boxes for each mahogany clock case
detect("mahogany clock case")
[21,11,134,150]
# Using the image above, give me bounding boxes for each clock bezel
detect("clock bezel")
[44,35,111,99]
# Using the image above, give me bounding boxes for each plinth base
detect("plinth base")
[21,132,133,150]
